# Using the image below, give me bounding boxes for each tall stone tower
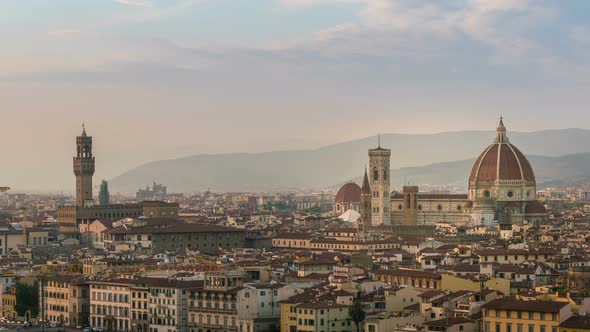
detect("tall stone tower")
[359,168,372,236]
[369,138,391,226]
[402,186,419,226]
[74,125,95,207]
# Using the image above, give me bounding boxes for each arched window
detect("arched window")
[383,170,387,180]
[373,168,379,181]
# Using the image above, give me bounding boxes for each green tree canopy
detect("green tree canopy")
[15,282,39,317]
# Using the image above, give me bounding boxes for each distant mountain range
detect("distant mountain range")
[110,129,590,193]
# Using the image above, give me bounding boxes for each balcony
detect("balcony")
[188,307,236,315]
[189,322,237,332]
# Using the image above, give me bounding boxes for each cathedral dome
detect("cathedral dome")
[335,183,361,204]
[469,118,535,184]
[468,118,537,204]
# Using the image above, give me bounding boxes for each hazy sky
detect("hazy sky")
[1,0,590,191]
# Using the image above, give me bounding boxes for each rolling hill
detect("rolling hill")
[110,129,590,192]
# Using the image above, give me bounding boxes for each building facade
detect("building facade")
[89,277,133,332]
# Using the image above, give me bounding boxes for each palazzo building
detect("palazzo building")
[57,127,179,236]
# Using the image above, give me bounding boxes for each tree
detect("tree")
[15,282,39,318]
[349,300,366,332]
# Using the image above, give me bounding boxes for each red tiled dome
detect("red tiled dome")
[469,118,535,183]
[469,142,535,182]
[335,183,361,204]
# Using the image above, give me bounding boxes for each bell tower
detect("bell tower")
[74,124,95,207]
[369,134,391,226]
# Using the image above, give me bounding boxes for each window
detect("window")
[518,312,522,319]
[373,168,378,181]
[540,313,545,320]
[507,323,512,332]
[517,324,523,332]
[528,325,534,332]
[540,326,546,332]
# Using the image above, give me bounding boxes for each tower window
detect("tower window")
[383,170,387,180]
[373,168,379,181]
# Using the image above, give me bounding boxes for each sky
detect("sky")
[1,0,590,191]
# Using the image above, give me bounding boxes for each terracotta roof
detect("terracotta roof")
[373,269,441,279]
[424,317,473,327]
[134,277,203,288]
[417,290,445,298]
[559,315,590,329]
[483,298,568,313]
[403,303,420,311]
[525,201,547,214]
[335,183,361,204]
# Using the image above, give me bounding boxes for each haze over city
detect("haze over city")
[4,2,590,332]
[2,0,590,191]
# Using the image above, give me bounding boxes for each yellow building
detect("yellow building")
[483,298,572,332]
[42,275,90,327]
[279,299,299,332]
[295,301,351,332]
[1,286,16,320]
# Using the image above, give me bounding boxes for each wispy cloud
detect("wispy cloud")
[116,0,205,22]
[113,0,153,8]
[47,29,81,37]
